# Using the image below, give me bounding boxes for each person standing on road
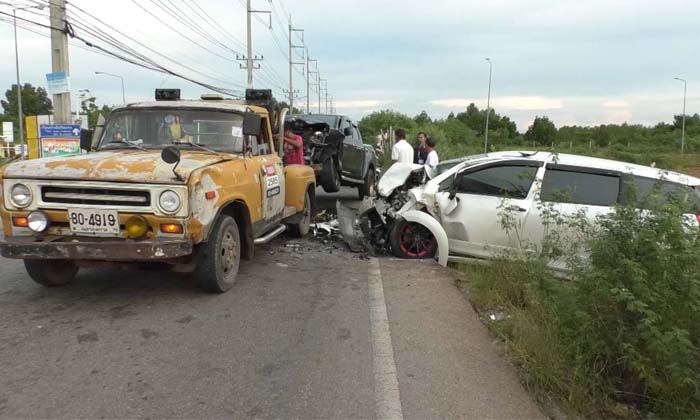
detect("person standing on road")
[283,126,304,165]
[414,132,429,164]
[391,129,414,163]
[425,137,439,169]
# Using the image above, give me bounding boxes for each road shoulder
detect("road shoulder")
[379,258,543,419]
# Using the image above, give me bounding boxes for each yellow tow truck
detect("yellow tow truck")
[0,89,316,293]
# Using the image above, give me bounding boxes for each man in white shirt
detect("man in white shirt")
[391,129,414,163]
[425,137,439,169]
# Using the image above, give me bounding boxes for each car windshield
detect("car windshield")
[98,109,246,153]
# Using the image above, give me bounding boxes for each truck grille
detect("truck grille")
[41,186,150,207]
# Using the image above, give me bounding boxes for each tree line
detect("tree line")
[358,104,700,169]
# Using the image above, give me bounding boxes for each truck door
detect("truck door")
[251,116,285,228]
[340,119,363,179]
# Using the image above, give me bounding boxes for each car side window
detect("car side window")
[541,169,620,206]
[456,165,538,199]
[622,175,700,212]
[352,126,362,146]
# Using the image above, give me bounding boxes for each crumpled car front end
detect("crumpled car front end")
[354,163,449,266]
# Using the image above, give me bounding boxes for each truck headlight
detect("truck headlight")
[27,211,49,232]
[10,183,32,208]
[159,190,181,214]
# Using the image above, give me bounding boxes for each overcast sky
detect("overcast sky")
[0,0,698,131]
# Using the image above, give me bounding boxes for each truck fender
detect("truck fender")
[400,210,449,267]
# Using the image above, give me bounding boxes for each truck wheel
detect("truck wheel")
[388,219,437,259]
[358,167,376,200]
[24,259,78,287]
[195,215,241,293]
[320,158,341,193]
[289,191,311,238]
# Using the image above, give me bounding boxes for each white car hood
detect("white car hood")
[377,163,425,197]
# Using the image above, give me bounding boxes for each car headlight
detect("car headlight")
[159,190,181,214]
[10,183,32,208]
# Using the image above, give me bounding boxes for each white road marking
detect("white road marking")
[368,258,404,420]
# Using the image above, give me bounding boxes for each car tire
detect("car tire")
[195,215,241,293]
[289,191,311,238]
[320,158,341,193]
[24,259,78,287]
[358,167,376,200]
[388,219,437,259]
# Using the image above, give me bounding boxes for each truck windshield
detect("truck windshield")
[98,109,246,153]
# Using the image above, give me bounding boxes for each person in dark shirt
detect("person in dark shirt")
[414,132,429,164]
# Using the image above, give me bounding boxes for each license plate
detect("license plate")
[68,209,120,236]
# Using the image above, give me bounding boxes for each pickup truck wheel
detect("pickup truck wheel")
[358,167,376,200]
[196,215,241,293]
[289,191,311,238]
[24,259,78,287]
[389,219,437,259]
[320,158,341,193]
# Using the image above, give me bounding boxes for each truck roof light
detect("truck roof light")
[155,89,181,101]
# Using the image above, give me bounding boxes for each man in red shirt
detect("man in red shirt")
[283,126,304,165]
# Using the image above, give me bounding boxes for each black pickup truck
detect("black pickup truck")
[285,114,377,199]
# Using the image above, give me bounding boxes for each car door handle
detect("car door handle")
[507,205,527,213]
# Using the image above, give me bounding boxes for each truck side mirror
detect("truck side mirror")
[343,127,352,137]
[242,112,261,137]
[80,129,93,152]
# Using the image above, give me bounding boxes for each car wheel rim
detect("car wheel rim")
[399,223,436,258]
[220,229,237,277]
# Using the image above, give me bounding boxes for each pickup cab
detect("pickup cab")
[0,89,316,293]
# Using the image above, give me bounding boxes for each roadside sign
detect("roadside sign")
[2,121,13,143]
[46,72,71,95]
[40,124,81,157]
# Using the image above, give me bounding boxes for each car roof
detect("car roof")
[464,151,700,186]
[116,100,266,114]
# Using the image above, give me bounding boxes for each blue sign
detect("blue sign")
[40,124,81,138]
[46,71,70,95]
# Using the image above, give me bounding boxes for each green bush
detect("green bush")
[460,202,700,418]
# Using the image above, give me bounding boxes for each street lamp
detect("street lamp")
[13,3,45,158]
[76,89,90,126]
[674,77,687,155]
[95,72,126,104]
[484,58,492,154]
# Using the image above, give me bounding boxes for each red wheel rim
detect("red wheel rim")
[399,223,437,258]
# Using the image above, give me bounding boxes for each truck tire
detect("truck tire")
[24,259,78,287]
[358,167,376,200]
[388,219,437,259]
[289,191,311,238]
[195,215,241,293]
[320,158,341,193]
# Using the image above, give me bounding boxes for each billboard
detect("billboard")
[46,72,71,95]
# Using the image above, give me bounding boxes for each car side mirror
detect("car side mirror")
[80,129,93,152]
[161,145,181,164]
[242,112,262,137]
[343,127,352,137]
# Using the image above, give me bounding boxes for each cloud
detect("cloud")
[602,100,629,108]
[430,96,563,111]
[334,100,390,109]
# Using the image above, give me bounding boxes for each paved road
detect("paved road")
[0,187,541,419]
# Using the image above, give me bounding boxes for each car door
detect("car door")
[520,164,621,268]
[434,160,543,258]
[251,116,286,230]
[339,119,362,178]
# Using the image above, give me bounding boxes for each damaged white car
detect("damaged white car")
[360,151,700,266]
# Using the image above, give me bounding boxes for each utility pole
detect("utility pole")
[320,79,328,114]
[484,57,492,153]
[238,0,269,89]
[674,77,687,155]
[288,17,304,112]
[330,96,334,114]
[50,0,72,124]
[306,54,317,114]
[316,71,321,114]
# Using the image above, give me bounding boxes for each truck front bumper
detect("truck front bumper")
[0,236,193,261]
